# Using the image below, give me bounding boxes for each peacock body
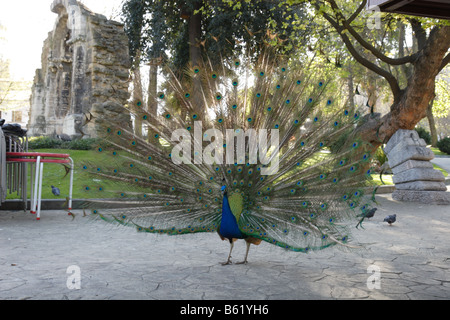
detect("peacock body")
[80,48,376,264]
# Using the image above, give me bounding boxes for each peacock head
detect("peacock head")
[221,185,227,196]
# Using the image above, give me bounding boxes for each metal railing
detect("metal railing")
[1,127,28,209]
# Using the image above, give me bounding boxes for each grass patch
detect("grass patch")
[433,163,448,177]
[7,148,154,201]
[431,147,448,156]
[6,148,109,200]
[370,173,394,185]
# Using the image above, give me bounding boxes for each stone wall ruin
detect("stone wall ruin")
[28,0,131,138]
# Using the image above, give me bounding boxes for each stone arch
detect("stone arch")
[51,0,88,42]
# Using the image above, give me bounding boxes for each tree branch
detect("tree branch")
[346,0,366,24]
[327,0,417,66]
[409,18,427,50]
[439,52,450,73]
[315,2,402,99]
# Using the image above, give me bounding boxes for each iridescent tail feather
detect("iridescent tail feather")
[78,47,376,254]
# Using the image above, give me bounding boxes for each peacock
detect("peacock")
[79,47,377,264]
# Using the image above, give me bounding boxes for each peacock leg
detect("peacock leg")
[236,241,251,264]
[221,241,234,265]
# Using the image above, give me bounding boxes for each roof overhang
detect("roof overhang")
[367,0,450,20]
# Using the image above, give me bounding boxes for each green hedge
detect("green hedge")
[28,137,100,150]
[415,127,432,145]
[437,137,450,155]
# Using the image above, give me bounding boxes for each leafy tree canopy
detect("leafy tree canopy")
[121,0,315,70]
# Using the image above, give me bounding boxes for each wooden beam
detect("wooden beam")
[368,0,450,19]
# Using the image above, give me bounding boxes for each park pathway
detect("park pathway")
[1,193,449,301]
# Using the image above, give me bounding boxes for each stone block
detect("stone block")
[384,129,427,154]
[394,180,447,191]
[392,190,450,205]
[387,144,434,169]
[391,159,434,175]
[392,167,445,184]
[63,114,84,137]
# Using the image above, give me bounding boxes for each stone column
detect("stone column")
[385,129,449,205]
[71,45,87,114]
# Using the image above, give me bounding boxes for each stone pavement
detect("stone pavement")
[0,192,449,301]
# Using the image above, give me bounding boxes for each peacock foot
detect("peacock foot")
[221,260,232,265]
[235,260,248,265]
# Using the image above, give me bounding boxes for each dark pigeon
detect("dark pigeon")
[356,208,377,229]
[359,208,377,219]
[384,214,396,225]
[51,185,61,196]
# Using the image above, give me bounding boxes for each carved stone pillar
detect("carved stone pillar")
[385,129,449,205]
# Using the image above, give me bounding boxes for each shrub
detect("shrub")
[415,127,432,145]
[437,137,450,155]
[374,146,387,165]
[28,136,101,150]
[28,136,63,149]
[62,138,99,150]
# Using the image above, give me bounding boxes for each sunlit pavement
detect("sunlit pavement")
[0,192,449,300]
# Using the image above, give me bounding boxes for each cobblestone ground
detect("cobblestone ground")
[1,193,449,300]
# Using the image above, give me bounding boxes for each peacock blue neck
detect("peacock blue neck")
[220,193,244,240]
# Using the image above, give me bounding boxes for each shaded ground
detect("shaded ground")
[1,191,449,301]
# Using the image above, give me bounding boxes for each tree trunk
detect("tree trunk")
[147,64,158,115]
[146,59,160,142]
[358,26,450,148]
[188,1,204,118]
[347,65,355,110]
[426,98,438,146]
[132,51,144,138]
[188,2,202,68]
[314,1,450,154]
[147,62,158,118]
[398,20,412,81]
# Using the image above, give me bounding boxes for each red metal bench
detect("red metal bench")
[6,152,74,220]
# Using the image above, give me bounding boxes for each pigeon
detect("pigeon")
[56,134,72,142]
[383,214,396,225]
[359,208,377,219]
[51,185,60,196]
[356,208,377,229]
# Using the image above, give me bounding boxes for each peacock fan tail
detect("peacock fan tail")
[79,48,377,264]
